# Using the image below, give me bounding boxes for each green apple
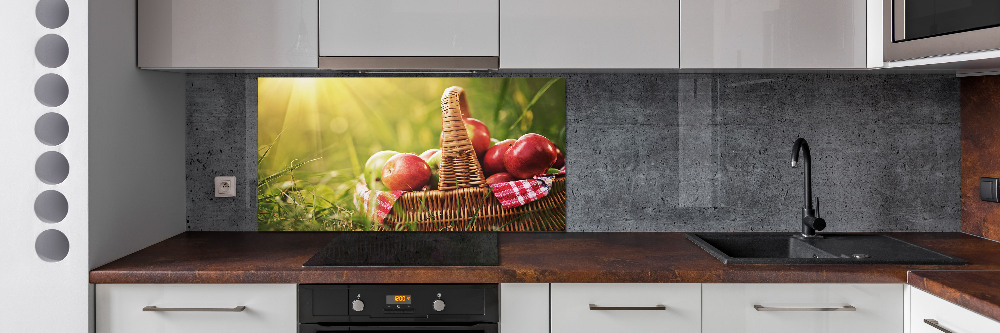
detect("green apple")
[363,150,399,191]
[425,151,441,190]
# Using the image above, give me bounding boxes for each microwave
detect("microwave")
[884,0,1000,62]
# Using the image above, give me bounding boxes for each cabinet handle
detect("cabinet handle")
[924,319,955,333]
[589,304,666,311]
[143,306,247,312]
[753,305,856,312]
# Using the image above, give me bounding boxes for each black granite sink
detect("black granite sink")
[686,233,966,265]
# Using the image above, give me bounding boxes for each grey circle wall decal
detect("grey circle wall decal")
[35,34,69,68]
[35,112,69,146]
[34,73,69,107]
[36,0,69,29]
[35,151,69,185]
[34,190,68,223]
[35,229,69,262]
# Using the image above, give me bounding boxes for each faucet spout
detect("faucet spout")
[791,138,812,210]
[791,138,825,237]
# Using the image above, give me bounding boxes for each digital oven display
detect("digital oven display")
[386,295,412,304]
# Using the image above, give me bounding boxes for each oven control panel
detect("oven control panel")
[354,287,455,315]
[299,284,498,323]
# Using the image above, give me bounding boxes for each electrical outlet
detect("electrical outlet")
[215,176,236,197]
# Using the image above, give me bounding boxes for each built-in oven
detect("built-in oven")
[299,284,498,333]
[884,0,1000,61]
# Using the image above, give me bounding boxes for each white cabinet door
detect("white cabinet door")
[500,0,680,69]
[681,0,869,68]
[500,284,549,333]
[550,283,700,333]
[319,0,499,57]
[96,284,297,333]
[137,0,318,69]
[911,287,1000,333]
[702,283,903,333]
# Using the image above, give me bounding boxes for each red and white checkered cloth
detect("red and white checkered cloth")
[355,183,404,224]
[488,170,564,209]
[357,169,565,223]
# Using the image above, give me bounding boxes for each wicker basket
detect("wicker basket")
[383,86,566,231]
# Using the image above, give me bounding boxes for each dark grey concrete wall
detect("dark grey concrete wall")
[186,73,960,232]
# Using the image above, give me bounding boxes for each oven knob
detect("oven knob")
[352,299,365,312]
[432,299,446,312]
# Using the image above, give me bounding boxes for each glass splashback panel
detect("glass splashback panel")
[257,77,566,231]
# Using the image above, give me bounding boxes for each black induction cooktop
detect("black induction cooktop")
[303,232,499,266]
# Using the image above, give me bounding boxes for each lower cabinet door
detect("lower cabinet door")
[702,283,903,333]
[911,287,1000,333]
[500,283,549,333]
[550,283,701,333]
[96,284,297,333]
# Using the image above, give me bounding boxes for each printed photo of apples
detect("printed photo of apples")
[257,78,566,231]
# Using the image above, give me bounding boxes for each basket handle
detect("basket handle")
[437,86,486,190]
[457,88,471,119]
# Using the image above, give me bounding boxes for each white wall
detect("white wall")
[0,0,185,331]
[88,0,186,270]
[0,0,90,331]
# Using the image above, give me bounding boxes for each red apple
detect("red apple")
[504,133,558,179]
[419,149,440,161]
[381,153,432,191]
[552,147,565,170]
[482,139,515,176]
[464,118,491,158]
[486,172,516,184]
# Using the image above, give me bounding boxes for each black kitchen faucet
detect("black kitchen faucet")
[791,138,826,238]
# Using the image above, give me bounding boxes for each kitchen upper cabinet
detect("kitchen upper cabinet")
[681,0,874,68]
[318,0,500,69]
[500,0,680,69]
[96,284,297,333]
[550,283,701,333]
[702,284,903,333]
[910,287,1000,333]
[137,0,318,69]
[319,0,498,57]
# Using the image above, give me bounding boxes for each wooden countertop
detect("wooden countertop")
[90,231,1000,284]
[908,270,1000,323]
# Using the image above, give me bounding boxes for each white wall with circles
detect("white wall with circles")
[0,0,89,331]
[3,0,184,330]
[33,0,72,263]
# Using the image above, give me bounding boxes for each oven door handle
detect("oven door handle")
[337,324,498,332]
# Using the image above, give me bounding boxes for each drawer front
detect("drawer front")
[96,284,296,333]
[702,283,903,333]
[911,288,1000,333]
[550,283,701,333]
